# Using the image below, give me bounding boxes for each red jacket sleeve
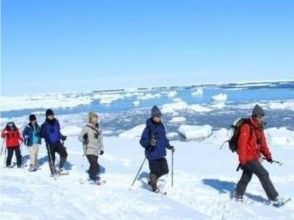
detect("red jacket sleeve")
[1,129,8,138]
[238,124,250,165]
[260,131,271,159]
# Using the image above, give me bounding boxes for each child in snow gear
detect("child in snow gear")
[23,114,41,171]
[234,104,283,205]
[1,122,23,168]
[79,112,104,182]
[41,109,68,175]
[140,106,175,192]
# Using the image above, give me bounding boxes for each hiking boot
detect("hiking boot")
[234,193,244,202]
[271,196,285,206]
[149,173,158,192]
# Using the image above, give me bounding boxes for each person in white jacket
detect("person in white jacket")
[79,112,104,182]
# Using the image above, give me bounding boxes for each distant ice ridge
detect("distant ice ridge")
[170,116,187,123]
[231,100,294,111]
[0,94,93,111]
[161,99,213,114]
[211,93,228,109]
[178,125,213,140]
[191,87,204,97]
[117,123,294,149]
[119,124,145,139]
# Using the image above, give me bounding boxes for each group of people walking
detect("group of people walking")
[0,104,284,205]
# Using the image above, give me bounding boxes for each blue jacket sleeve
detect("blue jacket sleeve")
[56,120,64,139]
[140,127,150,149]
[162,125,170,148]
[40,123,47,139]
[23,126,29,138]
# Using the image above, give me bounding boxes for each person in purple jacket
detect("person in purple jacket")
[41,109,68,175]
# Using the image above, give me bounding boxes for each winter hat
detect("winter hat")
[151,106,162,118]
[252,104,265,117]
[29,114,37,122]
[88,112,98,122]
[46,109,54,117]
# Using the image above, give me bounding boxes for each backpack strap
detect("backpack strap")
[86,125,100,135]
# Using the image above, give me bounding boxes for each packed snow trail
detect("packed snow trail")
[1,136,294,219]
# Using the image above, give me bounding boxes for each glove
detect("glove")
[167,145,175,152]
[266,157,273,163]
[100,150,104,155]
[61,135,67,141]
[149,138,157,147]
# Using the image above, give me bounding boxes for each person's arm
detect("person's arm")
[22,127,29,143]
[163,126,174,151]
[1,129,8,138]
[139,127,150,149]
[78,127,87,142]
[98,128,104,154]
[260,131,272,160]
[16,129,23,146]
[56,120,67,141]
[40,123,46,139]
[238,124,250,165]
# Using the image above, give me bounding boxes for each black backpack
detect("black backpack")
[82,124,100,145]
[221,118,252,152]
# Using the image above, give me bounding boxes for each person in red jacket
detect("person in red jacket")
[1,122,23,168]
[235,104,281,204]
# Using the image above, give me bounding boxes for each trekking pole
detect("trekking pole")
[171,150,174,187]
[46,143,55,176]
[262,157,284,166]
[219,140,228,150]
[272,160,283,166]
[0,138,4,157]
[1,139,6,167]
[131,157,147,187]
[4,148,7,167]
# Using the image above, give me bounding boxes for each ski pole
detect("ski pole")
[46,143,55,176]
[262,157,283,166]
[171,149,174,187]
[131,157,147,187]
[0,138,4,157]
[272,160,283,166]
[4,148,7,167]
[1,138,6,167]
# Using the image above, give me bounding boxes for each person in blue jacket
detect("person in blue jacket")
[41,109,67,175]
[140,106,175,192]
[23,114,41,171]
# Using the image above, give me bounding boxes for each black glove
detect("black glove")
[266,157,273,163]
[61,135,67,141]
[149,138,157,147]
[167,145,175,152]
[100,150,104,155]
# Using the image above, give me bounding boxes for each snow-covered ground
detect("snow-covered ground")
[1,81,294,219]
[1,130,294,219]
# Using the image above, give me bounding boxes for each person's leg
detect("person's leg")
[15,147,22,167]
[148,159,159,191]
[86,155,99,181]
[235,166,253,199]
[55,143,68,169]
[34,145,39,168]
[46,144,56,174]
[248,161,279,200]
[28,146,35,168]
[6,148,14,167]
[157,158,169,179]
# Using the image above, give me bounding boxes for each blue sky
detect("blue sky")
[1,0,294,95]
